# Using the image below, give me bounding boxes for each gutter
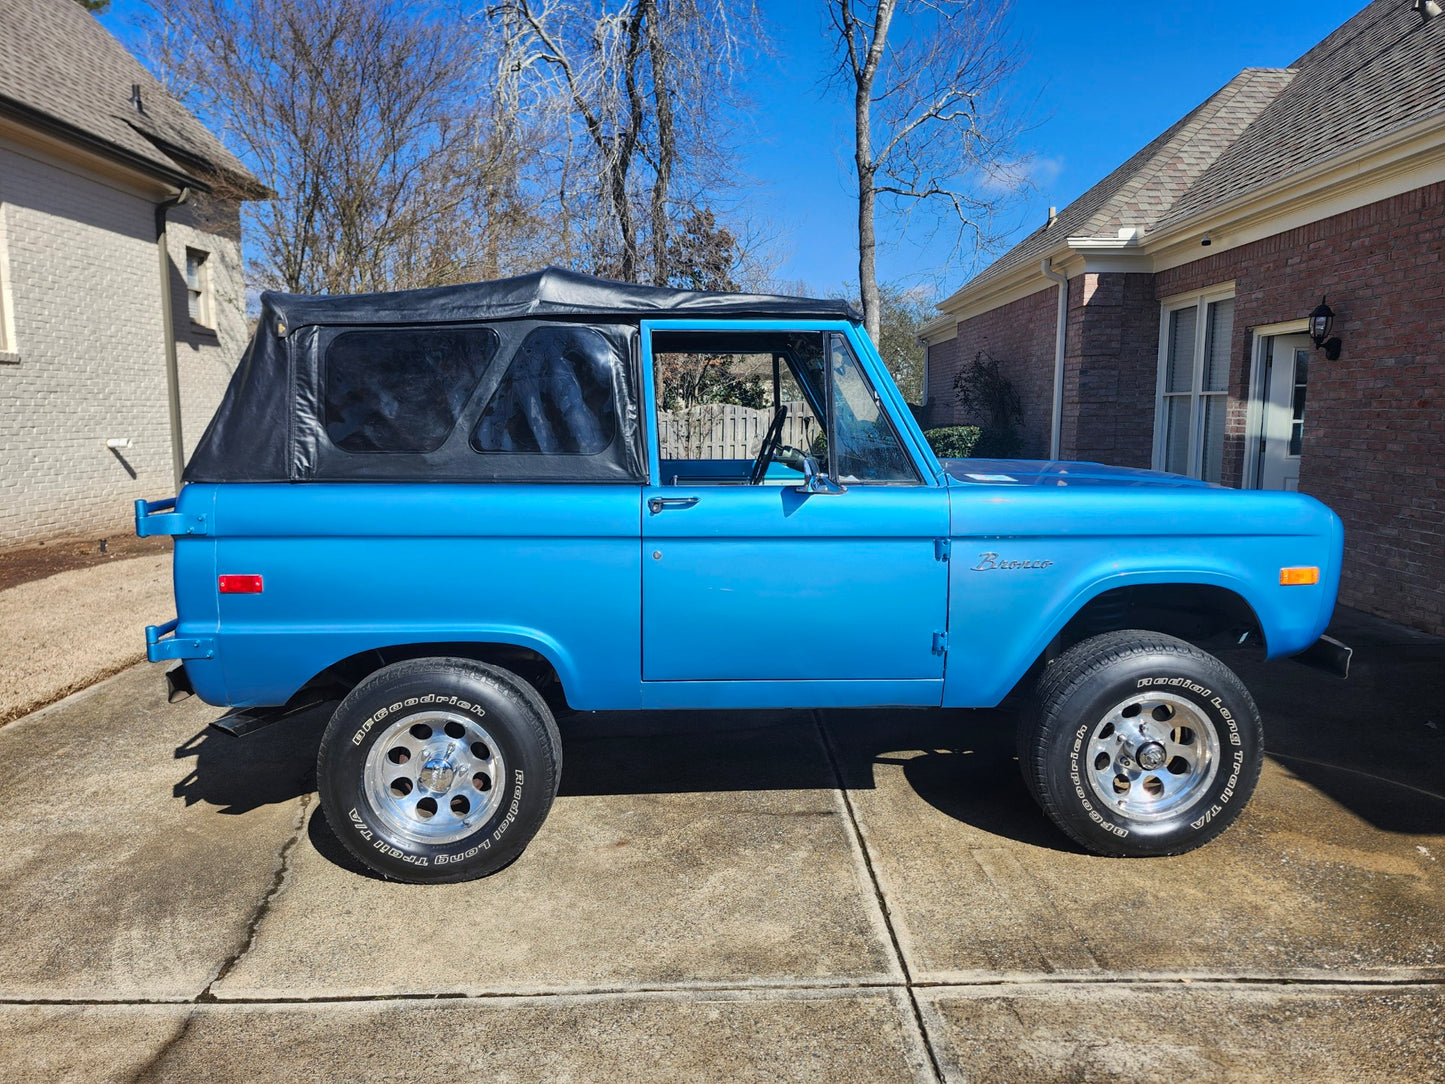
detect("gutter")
[156,187,190,489]
[1040,257,1068,460]
[0,95,210,195]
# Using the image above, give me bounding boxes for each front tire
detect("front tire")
[1020,631,1263,857]
[317,657,561,883]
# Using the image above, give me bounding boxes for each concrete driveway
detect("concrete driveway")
[0,609,1441,1082]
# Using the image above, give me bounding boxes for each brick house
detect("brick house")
[0,0,262,545]
[922,0,1445,635]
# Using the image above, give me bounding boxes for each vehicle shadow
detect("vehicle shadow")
[172,613,1445,875]
[1220,632,1445,836]
[553,705,1081,853]
[170,698,1076,855]
[171,702,330,815]
[307,804,388,880]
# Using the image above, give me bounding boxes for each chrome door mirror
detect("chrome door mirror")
[796,455,847,495]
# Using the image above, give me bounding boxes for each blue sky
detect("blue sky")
[102,0,1366,299]
[746,0,1366,297]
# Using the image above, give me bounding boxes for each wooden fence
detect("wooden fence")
[657,400,818,459]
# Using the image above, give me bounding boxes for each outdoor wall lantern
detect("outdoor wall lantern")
[1308,296,1343,360]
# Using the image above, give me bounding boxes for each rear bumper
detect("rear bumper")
[145,619,216,662]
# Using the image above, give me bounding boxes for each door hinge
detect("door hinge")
[934,538,950,562]
[931,631,948,656]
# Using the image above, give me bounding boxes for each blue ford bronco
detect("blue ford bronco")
[137,268,1347,882]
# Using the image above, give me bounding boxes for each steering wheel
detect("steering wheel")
[748,404,789,485]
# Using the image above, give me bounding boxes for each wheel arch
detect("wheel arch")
[296,636,572,710]
[1056,581,1265,654]
[950,570,1270,709]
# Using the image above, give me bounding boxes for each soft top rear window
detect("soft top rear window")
[472,325,619,455]
[325,326,500,453]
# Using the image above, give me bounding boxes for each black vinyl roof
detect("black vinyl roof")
[264,267,863,330]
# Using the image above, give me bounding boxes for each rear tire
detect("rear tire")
[1019,630,1262,857]
[317,657,561,883]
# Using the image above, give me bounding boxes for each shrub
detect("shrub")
[950,351,1024,458]
[972,427,1022,459]
[923,426,982,458]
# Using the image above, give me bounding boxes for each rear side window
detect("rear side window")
[325,327,500,453]
[472,325,619,454]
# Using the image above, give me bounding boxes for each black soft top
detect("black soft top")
[262,266,863,329]
[184,269,859,485]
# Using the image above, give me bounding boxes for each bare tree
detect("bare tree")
[870,281,933,403]
[141,0,540,294]
[828,0,1021,340]
[499,0,758,284]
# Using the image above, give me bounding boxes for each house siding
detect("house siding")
[924,285,1057,456]
[1155,182,1445,635]
[0,144,244,544]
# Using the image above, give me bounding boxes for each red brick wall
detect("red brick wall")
[1060,273,1158,468]
[924,285,1057,457]
[1156,182,1445,634]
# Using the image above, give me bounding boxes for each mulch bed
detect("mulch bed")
[0,533,172,593]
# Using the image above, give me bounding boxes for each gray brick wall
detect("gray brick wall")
[0,144,245,544]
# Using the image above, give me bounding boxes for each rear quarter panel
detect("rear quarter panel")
[190,483,641,709]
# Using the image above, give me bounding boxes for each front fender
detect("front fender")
[943,542,1335,708]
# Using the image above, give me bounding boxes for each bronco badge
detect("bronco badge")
[971,551,1054,571]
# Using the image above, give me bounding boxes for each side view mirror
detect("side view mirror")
[796,455,847,495]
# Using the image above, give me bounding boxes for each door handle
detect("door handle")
[648,496,700,514]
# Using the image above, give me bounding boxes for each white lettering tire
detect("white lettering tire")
[317,658,561,883]
[1019,631,1263,857]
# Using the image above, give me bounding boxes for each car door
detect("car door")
[640,322,949,694]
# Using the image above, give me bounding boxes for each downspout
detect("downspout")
[156,187,190,489]
[1040,257,1068,460]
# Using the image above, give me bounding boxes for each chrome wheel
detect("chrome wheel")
[1084,692,1220,822]
[362,710,506,845]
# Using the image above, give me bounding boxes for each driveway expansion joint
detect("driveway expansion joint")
[197,792,312,1003]
[0,974,1441,1010]
[811,710,944,1084]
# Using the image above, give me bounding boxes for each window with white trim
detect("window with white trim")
[185,247,212,328]
[1156,289,1234,483]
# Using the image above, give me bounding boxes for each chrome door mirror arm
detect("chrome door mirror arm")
[796,456,847,495]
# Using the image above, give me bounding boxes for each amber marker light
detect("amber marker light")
[1279,567,1320,586]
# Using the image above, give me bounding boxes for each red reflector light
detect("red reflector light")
[218,574,264,594]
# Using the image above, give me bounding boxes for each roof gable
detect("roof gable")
[1157,0,1445,228]
[965,68,1292,291]
[0,0,262,195]
[948,0,1445,307]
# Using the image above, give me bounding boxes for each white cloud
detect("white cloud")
[977,155,1064,196]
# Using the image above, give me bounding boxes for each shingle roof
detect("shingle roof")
[0,0,262,196]
[1156,0,1445,228]
[964,68,1293,291]
[956,0,1445,297]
